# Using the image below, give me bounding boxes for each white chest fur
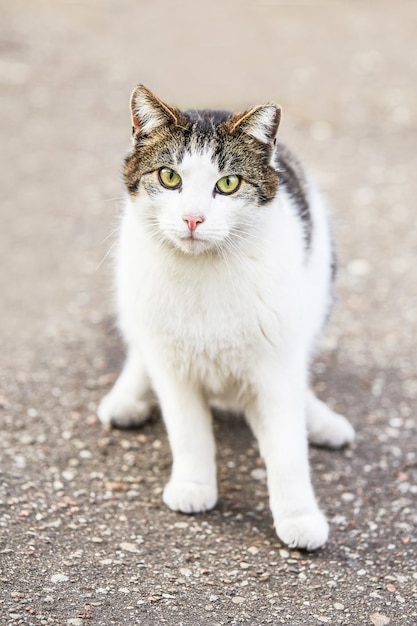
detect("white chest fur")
[116,194,306,393]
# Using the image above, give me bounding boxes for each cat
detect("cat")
[98,85,355,550]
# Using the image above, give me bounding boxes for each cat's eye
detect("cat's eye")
[158,167,182,190]
[215,174,241,195]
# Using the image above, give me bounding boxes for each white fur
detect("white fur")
[98,149,354,550]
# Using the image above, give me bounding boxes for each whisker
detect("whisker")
[104,196,125,203]
[96,239,119,271]
[101,226,119,244]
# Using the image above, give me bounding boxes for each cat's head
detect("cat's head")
[124,85,281,255]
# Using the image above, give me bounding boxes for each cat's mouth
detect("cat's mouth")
[173,232,213,255]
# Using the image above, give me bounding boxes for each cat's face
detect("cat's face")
[124,86,281,255]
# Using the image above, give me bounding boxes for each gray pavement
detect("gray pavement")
[1,1,416,624]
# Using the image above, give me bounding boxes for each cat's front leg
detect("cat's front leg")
[97,347,154,429]
[151,370,217,514]
[246,358,328,551]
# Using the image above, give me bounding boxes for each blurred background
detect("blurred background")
[1,0,416,368]
[1,1,416,623]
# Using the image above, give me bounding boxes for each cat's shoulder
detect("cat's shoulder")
[274,141,312,244]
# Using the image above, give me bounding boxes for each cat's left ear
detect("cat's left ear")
[227,104,281,145]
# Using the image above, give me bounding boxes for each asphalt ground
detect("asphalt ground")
[1,1,416,625]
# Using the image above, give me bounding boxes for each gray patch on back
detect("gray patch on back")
[274,142,312,250]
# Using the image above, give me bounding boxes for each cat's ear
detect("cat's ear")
[227,104,281,144]
[130,85,184,135]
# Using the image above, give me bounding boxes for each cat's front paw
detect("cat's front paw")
[163,480,217,514]
[275,510,329,551]
[97,391,152,429]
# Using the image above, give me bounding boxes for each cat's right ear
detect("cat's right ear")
[130,85,183,137]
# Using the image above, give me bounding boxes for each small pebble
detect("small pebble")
[250,468,266,480]
[62,470,75,482]
[51,574,69,583]
[119,542,140,553]
[179,568,192,577]
[369,615,390,626]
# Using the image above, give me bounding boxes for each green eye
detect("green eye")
[215,174,241,195]
[158,167,182,189]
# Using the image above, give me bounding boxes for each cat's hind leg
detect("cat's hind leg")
[306,389,355,448]
[97,348,154,429]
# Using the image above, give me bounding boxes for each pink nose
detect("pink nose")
[183,214,205,232]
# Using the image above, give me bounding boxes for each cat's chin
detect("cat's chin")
[171,235,215,256]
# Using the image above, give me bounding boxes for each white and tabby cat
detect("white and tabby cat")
[98,85,355,550]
